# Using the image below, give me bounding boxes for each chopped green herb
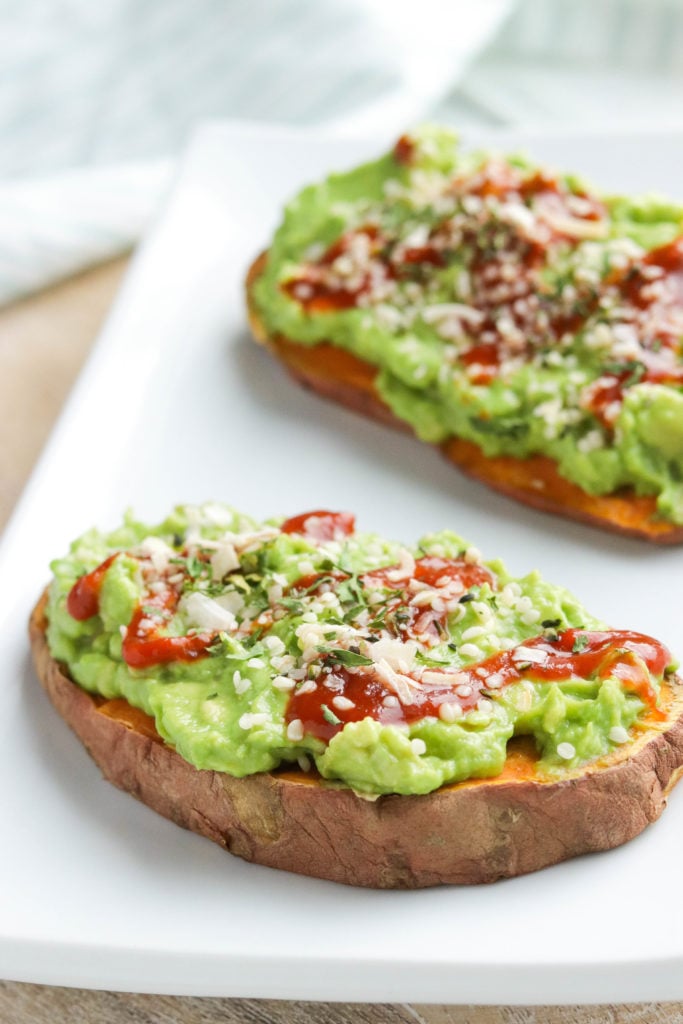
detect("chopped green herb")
[186,555,205,579]
[344,603,367,622]
[229,574,251,594]
[322,705,342,726]
[207,632,229,656]
[296,574,337,596]
[603,359,646,387]
[572,634,590,654]
[416,650,450,667]
[325,648,374,667]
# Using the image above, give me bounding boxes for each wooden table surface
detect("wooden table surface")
[1,259,680,1023]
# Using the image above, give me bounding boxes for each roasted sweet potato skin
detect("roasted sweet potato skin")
[30,592,683,888]
[247,253,683,544]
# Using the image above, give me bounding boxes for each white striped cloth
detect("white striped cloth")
[4,0,683,307]
[0,0,510,305]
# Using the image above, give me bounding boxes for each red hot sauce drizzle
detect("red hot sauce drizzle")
[66,553,120,620]
[280,509,355,541]
[121,589,215,669]
[66,551,217,669]
[286,628,670,742]
[585,236,683,425]
[393,134,415,166]
[281,158,609,363]
[363,555,495,642]
[66,510,355,670]
[65,521,670,742]
[281,140,683,425]
[282,226,387,314]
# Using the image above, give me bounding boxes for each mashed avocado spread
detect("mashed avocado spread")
[46,504,673,796]
[252,127,683,525]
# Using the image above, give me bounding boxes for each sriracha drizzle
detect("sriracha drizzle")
[281,139,683,431]
[286,628,669,742]
[65,516,670,739]
[66,554,119,620]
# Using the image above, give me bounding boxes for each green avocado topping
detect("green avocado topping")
[45,504,673,796]
[252,126,683,525]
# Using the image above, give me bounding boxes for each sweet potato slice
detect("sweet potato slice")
[30,592,683,888]
[246,253,683,544]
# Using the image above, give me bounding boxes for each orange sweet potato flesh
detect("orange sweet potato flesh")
[29,592,683,888]
[246,253,683,544]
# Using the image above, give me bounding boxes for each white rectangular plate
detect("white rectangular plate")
[3,121,683,1004]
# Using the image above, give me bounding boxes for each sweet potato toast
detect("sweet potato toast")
[245,127,683,542]
[30,592,683,888]
[30,497,683,887]
[247,253,683,544]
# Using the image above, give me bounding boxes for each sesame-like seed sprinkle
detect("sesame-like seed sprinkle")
[272,654,296,672]
[272,676,295,691]
[462,625,486,640]
[238,712,268,730]
[497,636,517,650]
[557,742,576,760]
[500,585,519,608]
[287,719,304,742]
[410,738,427,756]
[247,657,265,669]
[460,643,483,659]
[455,684,473,697]
[472,601,493,622]
[332,695,356,711]
[609,726,629,744]
[297,680,317,695]
[233,670,251,694]
[439,702,463,723]
[464,546,483,565]
[512,646,547,664]
[297,753,312,772]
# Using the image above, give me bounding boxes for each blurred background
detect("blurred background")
[4,0,683,306]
